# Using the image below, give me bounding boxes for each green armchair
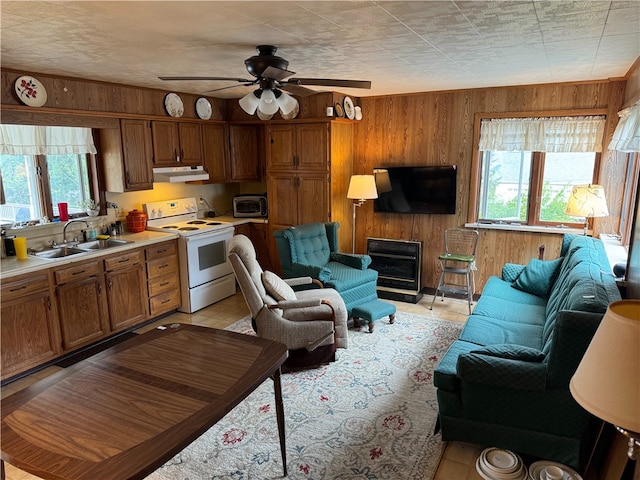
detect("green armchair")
[274,222,379,315]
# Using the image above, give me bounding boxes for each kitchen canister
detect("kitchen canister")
[126,209,147,233]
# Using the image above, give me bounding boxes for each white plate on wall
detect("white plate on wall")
[195,97,212,119]
[15,76,47,107]
[164,92,184,117]
[343,96,355,119]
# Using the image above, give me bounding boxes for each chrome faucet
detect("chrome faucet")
[63,219,89,244]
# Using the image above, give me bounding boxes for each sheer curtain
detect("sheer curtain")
[479,116,606,152]
[0,125,97,155]
[608,101,640,152]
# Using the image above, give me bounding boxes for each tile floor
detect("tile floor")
[0,291,486,480]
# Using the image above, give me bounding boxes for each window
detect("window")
[473,114,605,228]
[0,125,99,225]
[478,150,598,225]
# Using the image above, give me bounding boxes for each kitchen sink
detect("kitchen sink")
[30,246,88,259]
[76,238,134,250]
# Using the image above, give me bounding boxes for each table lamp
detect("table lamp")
[347,175,378,253]
[570,300,640,460]
[564,184,609,235]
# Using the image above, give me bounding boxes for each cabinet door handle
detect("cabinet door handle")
[9,285,27,292]
[72,269,86,276]
[159,281,170,287]
[158,263,169,269]
[108,279,113,291]
[161,298,171,304]
[97,282,102,294]
[174,149,180,163]
[181,148,185,161]
[126,171,131,185]
[46,296,52,310]
[118,258,130,263]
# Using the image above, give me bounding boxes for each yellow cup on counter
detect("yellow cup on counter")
[14,237,28,260]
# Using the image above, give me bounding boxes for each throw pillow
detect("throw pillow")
[471,344,546,362]
[261,270,296,301]
[502,263,525,283]
[513,256,564,298]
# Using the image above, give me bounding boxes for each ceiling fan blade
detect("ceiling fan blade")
[262,66,296,82]
[158,76,255,82]
[285,78,372,89]
[202,83,255,94]
[280,84,320,97]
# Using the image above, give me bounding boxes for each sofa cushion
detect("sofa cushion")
[472,296,547,326]
[434,340,480,392]
[262,270,296,301]
[459,315,544,349]
[513,257,564,297]
[470,344,546,362]
[481,276,548,306]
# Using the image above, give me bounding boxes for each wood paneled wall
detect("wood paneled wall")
[354,80,628,292]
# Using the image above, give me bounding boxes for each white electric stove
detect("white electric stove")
[143,198,236,313]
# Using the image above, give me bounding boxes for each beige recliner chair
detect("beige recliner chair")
[228,234,348,368]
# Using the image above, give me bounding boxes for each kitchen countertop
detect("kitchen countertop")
[0,217,268,279]
[0,230,179,279]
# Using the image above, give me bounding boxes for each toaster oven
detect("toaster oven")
[232,194,268,218]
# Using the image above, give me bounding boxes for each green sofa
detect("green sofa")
[434,234,621,470]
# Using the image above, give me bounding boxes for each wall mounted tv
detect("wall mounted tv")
[373,165,457,214]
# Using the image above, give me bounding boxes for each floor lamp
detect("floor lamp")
[347,175,378,254]
[564,184,609,235]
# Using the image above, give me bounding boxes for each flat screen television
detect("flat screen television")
[373,165,457,214]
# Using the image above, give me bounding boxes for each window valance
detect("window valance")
[479,116,606,152]
[608,101,640,152]
[0,125,97,155]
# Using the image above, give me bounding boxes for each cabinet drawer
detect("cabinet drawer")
[147,272,179,297]
[146,241,177,260]
[104,250,142,271]
[149,290,181,316]
[2,272,50,301]
[55,261,101,284]
[147,256,178,279]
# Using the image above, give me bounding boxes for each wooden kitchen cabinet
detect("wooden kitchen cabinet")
[266,123,328,171]
[54,260,110,351]
[104,250,147,332]
[152,120,203,166]
[202,123,229,183]
[145,240,181,316]
[1,271,61,380]
[100,118,154,192]
[267,171,330,227]
[228,124,261,181]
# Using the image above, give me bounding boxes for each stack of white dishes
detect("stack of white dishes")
[475,447,528,480]
[528,460,583,480]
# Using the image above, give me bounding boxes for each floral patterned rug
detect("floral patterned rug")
[146,312,462,480]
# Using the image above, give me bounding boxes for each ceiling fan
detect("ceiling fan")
[159,45,371,118]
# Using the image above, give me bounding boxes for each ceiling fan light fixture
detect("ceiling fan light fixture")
[239,90,261,115]
[258,88,279,115]
[275,89,298,115]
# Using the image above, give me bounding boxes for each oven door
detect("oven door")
[183,227,234,288]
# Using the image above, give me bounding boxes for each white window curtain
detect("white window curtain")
[0,125,97,155]
[608,101,640,152]
[479,116,606,152]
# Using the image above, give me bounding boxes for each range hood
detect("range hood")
[153,165,209,183]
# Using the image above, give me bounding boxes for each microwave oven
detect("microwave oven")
[233,194,268,218]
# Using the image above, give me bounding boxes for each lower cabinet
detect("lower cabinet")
[0,271,61,379]
[104,250,148,332]
[54,260,111,351]
[146,240,181,316]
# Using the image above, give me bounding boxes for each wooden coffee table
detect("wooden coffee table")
[0,324,289,480]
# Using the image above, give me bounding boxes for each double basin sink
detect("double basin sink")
[30,238,134,260]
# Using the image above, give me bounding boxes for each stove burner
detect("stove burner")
[206,222,222,225]
[187,220,207,224]
[179,227,199,231]
[162,226,179,229]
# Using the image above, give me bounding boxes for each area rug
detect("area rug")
[146,312,463,480]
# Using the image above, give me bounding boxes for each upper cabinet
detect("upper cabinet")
[202,124,262,183]
[99,119,154,192]
[266,123,328,172]
[151,120,203,166]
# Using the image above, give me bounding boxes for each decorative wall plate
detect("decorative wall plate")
[14,76,47,107]
[164,92,184,117]
[343,96,355,119]
[334,102,344,118]
[195,97,212,119]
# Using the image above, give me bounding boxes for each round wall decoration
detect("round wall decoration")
[195,97,212,119]
[164,92,184,117]
[14,76,47,107]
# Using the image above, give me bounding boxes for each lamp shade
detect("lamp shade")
[276,90,298,116]
[258,89,279,115]
[373,169,392,193]
[347,175,378,201]
[239,90,261,115]
[564,184,609,218]
[570,300,640,433]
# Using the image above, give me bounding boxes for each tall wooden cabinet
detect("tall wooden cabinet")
[201,124,262,183]
[265,121,354,255]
